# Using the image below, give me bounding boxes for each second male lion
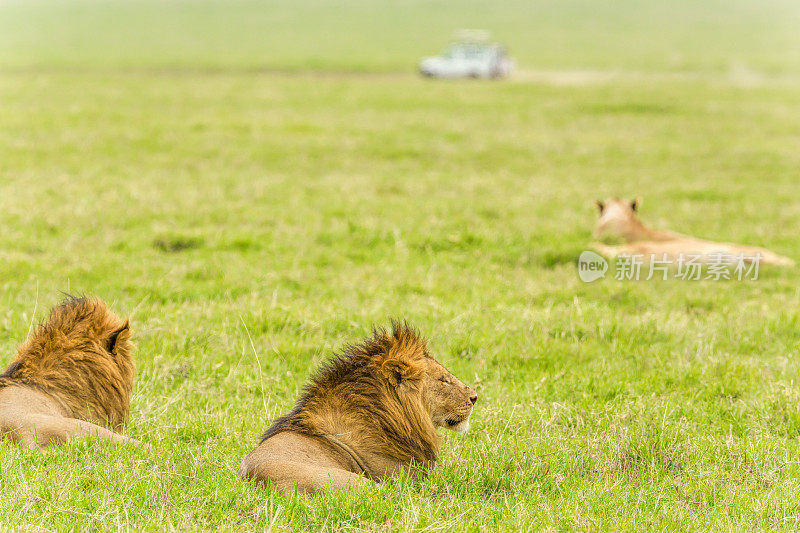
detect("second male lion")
[239,322,477,495]
[0,297,138,449]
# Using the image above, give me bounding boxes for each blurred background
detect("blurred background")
[1,0,799,74]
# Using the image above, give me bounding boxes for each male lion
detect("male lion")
[592,197,793,266]
[239,322,477,495]
[0,297,138,449]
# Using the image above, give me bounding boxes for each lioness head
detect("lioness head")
[594,197,642,241]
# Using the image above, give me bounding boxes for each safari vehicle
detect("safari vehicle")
[418,30,514,79]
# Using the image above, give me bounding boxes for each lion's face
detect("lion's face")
[421,358,477,434]
[594,197,641,241]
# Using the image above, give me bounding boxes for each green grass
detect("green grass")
[2,1,800,530]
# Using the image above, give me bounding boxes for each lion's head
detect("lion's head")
[2,297,134,428]
[261,321,477,467]
[594,197,643,242]
[362,322,477,439]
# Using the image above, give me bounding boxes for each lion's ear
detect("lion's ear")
[595,199,605,214]
[379,359,410,385]
[378,352,424,386]
[630,197,641,212]
[373,321,427,385]
[107,320,131,355]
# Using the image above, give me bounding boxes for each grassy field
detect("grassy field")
[2,0,800,530]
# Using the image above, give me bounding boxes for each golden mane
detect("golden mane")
[260,321,441,467]
[0,297,134,429]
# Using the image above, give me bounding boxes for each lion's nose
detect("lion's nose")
[469,393,477,405]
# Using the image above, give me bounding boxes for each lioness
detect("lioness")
[0,297,138,449]
[239,322,477,495]
[592,197,793,265]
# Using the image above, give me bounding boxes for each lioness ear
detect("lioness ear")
[595,200,605,214]
[630,198,641,212]
[107,321,130,354]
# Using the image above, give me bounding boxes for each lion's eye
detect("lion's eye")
[438,378,450,385]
